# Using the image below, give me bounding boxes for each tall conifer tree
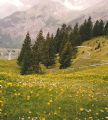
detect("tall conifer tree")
[54,28,61,53]
[59,42,72,69]
[36,30,45,62]
[86,17,93,39]
[42,33,55,68]
[59,24,67,53]
[79,20,87,41]
[70,23,81,46]
[104,22,108,35]
[93,20,100,37]
[18,32,32,75]
[32,41,41,73]
[98,20,104,36]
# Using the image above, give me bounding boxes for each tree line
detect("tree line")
[17,17,108,75]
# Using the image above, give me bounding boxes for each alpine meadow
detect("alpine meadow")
[0,0,108,120]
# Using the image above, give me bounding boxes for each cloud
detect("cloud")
[0,0,23,7]
[0,0,32,18]
[63,0,83,10]
[0,0,104,18]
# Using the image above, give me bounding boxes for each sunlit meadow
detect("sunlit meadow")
[0,60,108,120]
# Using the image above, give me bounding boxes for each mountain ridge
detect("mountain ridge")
[0,0,107,48]
[70,0,108,25]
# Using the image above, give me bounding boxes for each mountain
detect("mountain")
[0,0,107,48]
[70,0,108,25]
[0,0,82,48]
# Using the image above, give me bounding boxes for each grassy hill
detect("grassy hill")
[0,37,108,120]
[72,36,108,68]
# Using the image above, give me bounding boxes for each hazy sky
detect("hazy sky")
[0,0,103,18]
[0,0,32,18]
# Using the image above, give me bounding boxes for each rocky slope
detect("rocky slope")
[0,0,107,48]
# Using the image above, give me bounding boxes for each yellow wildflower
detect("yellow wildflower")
[0,100,3,107]
[96,113,99,115]
[80,107,84,112]
[41,117,45,120]
[27,96,30,101]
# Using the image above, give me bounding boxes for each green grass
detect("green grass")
[72,36,108,68]
[0,60,108,120]
[0,36,108,120]
[0,60,20,74]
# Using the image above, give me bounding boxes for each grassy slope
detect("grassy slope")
[0,37,108,120]
[73,36,108,68]
[0,61,108,120]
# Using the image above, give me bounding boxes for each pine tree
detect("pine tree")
[93,20,100,37]
[104,21,108,35]
[21,52,32,75]
[18,32,32,75]
[42,33,50,67]
[79,20,87,41]
[59,24,72,55]
[36,30,45,62]
[98,20,104,36]
[49,34,56,66]
[86,17,93,39]
[42,33,55,68]
[54,24,71,54]
[59,42,72,69]
[32,41,41,73]
[70,23,81,46]
[59,31,69,55]
[17,32,31,65]
[54,28,61,53]
[66,25,72,34]
[58,24,67,53]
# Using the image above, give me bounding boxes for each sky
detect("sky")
[0,0,103,18]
